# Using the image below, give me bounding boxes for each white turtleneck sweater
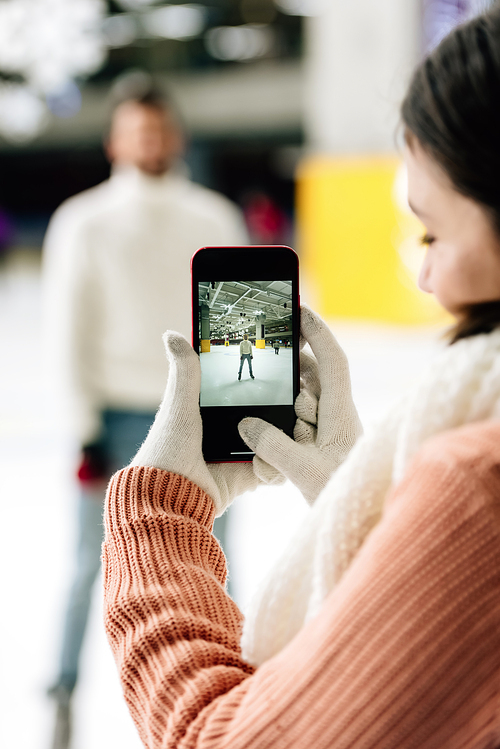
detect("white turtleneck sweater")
[43,166,248,443]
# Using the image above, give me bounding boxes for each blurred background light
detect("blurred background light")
[0,83,49,142]
[102,13,138,48]
[205,24,275,61]
[275,0,328,16]
[143,4,206,40]
[45,81,82,119]
[0,0,106,94]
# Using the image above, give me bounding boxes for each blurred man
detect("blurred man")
[43,89,247,748]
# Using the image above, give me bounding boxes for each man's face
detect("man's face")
[107,101,184,176]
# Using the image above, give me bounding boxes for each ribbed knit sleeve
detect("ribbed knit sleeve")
[103,422,500,749]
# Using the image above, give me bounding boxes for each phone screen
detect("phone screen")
[198,279,294,408]
[192,246,299,462]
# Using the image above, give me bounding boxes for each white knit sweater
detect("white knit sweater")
[241,327,500,666]
[43,166,248,443]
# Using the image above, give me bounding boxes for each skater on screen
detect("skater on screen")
[274,340,280,355]
[238,334,254,380]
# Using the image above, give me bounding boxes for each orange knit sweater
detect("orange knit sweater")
[103,422,500,748]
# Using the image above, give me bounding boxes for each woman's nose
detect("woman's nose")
[418,250,433,293]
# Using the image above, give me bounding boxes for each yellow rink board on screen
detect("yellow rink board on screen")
[255,339,265,348]
[201,339,211,353]
[296,156,446,324]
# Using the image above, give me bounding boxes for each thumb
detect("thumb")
[239,417,316,493]
[161,331,201,419]
[132,332,202,471]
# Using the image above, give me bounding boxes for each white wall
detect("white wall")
[303,0,422,153]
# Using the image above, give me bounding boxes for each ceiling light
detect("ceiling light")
[102,14,137,47]
[0,0,106,93]
[143,4,205,40]
[205,23,274,61]
[0,83,48,141]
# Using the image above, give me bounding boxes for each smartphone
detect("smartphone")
[191,245,300,462]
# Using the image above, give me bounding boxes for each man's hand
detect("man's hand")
[77,442,109,484]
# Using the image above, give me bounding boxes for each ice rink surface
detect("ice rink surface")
[1,251,443,749]
[200,346,293,406]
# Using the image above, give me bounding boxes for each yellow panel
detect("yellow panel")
[296,156,447,324]
[255,339,265,349]
[201,340,211,353]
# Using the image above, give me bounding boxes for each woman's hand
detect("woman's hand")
[239,306,363,505]
[130,331,283,516]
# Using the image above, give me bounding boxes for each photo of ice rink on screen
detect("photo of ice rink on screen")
[198,280,293,407]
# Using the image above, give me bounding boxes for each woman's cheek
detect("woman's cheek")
[418,251,433,293]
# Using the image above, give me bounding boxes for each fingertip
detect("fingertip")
[300,304,324,332]
[238,424,254,450]
[238,416,252,434]
[238,417,262,445]
[300,304,315,327]
[300,307,321,342]
[162,331,194,358]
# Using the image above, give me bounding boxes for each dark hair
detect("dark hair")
[401,4,500,343]
[112,88,172,117]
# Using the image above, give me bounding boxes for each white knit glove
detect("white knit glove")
[130,331,284,516]
[238,306,363,505]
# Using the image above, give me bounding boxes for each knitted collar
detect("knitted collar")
[109,163,191,201]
